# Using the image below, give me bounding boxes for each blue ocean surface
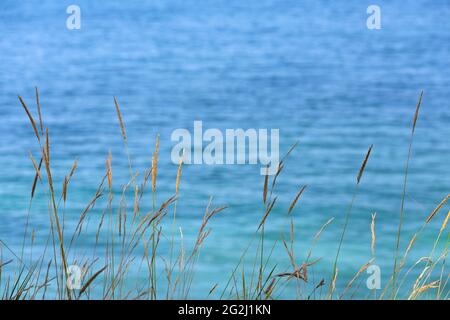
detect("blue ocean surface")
[0,0,449,299]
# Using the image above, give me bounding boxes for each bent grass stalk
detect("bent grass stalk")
[392,92,423,297]
[329,144,372,299]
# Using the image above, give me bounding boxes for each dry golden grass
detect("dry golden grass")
[0,90,447,300]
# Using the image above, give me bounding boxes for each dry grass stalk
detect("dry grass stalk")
[282,239,296,269]
[18,95,40,142]
[0,259,13,269]
[425,194,450,223]
[62,176,68,202]
[275,267,307,282]
[306,217,334,262]
[405,234,417,258]
[308,278,325,299]
[263,278,275,297]
[195,205,227,249]
[331,145,373,294]
[341,258,374,298]
[41,129,70,297]
[69,159,78,178]
[106,152,112,189]
[31,157,43,198]
[263,165,269,204]
[370,212,376,257]
[208,283,219,296]
[11,91,449,300]
[393,92,425,296]
[412,91,423,134]
[35,87,44,135]
[270,163,284,191]
[409,280,439,299]
[357,144,373,184]
[74,191,103,237]
[45,128,50,163]
[329,268,338,299]
[412,264,432,293]
[133,184,139,222]
[395,233,419,273]
[62,164,76,203]
[440,211,450,233]
[152,135,159,193]
[113,97,126,142]
[62,160,78,203]
[258,197,277,230]
[29,152,43,198]
[78,265,107,298]
[266,142,298,204]
[275,259,320,283]
[280,141,299,164]
[129,195,178,247]
[175,151,183,193]
[29,152,42,180]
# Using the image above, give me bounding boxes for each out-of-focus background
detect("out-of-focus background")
[0,0,449,298]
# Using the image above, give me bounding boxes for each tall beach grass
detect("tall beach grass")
[0,90,448,300]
